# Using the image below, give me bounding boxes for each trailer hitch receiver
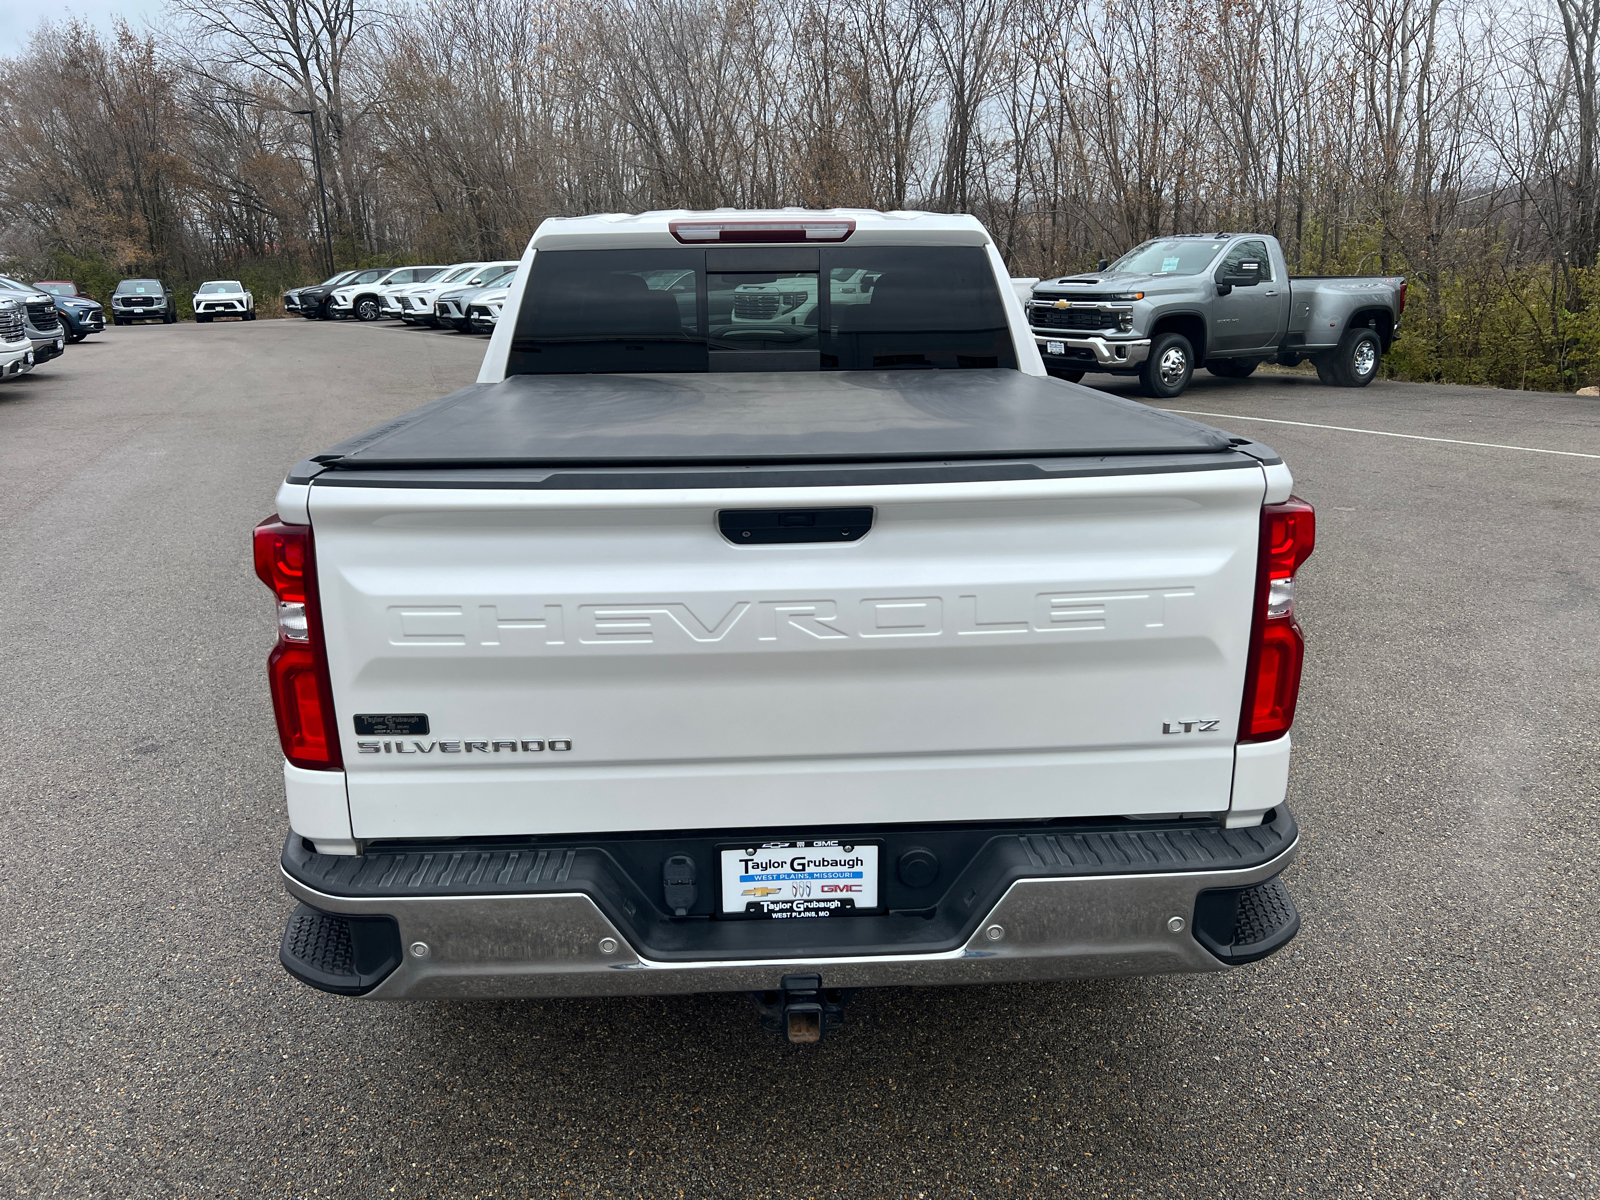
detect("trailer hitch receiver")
[753,974,850,1043]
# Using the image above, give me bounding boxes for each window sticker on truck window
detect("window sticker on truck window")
[719,842,880,919]
[1161,256,1181,272]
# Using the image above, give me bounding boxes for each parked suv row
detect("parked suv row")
[280,260,520,336]
[331,266,445,321]
[286,266,450,321]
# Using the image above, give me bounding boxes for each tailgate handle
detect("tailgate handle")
[718,507,874,544]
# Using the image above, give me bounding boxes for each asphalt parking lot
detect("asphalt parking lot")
[2,319,1596,1198]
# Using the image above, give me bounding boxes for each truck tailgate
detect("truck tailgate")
[310,467,1265,838]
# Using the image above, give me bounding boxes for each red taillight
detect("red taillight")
[254,516,343,769]
[669,219,855,244]
[1239,497,1315,743]
[1397,281,1408,315]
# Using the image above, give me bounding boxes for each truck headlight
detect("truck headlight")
[1118,311,1134,332]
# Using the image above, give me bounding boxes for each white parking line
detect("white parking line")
[1159,409,1600,461]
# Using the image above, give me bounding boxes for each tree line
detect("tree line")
[1,0,1597,390]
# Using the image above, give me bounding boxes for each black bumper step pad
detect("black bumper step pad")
[279,903,403,996]
[1192,875,1300,965]
[285,812,1296,901]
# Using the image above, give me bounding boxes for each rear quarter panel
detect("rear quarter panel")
[1291,277,1403,347]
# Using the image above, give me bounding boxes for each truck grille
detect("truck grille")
[123,296,155,308]
[0,303,23,342]
[734,293,781,320]
[26,301,60,331]
[1030,305,1116,332]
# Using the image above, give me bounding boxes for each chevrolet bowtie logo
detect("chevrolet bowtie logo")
[1054,299,1069,309]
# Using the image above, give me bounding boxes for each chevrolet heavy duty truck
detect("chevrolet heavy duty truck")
[1030,233,1406,398]
[258,210,1313,1041]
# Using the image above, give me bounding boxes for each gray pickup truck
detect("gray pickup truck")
[1030,234,1406,399]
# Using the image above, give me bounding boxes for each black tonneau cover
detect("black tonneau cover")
[311,370,1233,469]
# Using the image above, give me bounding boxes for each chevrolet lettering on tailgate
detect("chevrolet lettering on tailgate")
[387,589,1198,651]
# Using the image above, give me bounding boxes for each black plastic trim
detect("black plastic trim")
[718,506,873,543]
[283,808,1297,963]
[1225,439,1284,466]
[285,458,327,486]
[305,452,1257,491]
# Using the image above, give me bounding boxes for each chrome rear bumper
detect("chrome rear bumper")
[282,839,1297,1000]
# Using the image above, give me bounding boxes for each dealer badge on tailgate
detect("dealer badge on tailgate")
[719,841,881,919]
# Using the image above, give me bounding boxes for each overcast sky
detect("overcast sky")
[0,0,167,58]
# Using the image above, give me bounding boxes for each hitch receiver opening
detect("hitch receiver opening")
[753,974,851,1044]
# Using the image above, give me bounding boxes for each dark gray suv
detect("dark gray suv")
[111,279,178,325]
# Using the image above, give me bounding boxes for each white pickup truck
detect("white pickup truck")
[257,210,1313,1041]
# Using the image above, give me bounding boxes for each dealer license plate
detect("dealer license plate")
[1046,339,1066,356]
[719,841,880,919]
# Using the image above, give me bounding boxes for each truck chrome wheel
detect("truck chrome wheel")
[1326,327,1381,388]
[1158,345,1188,386]
[1137,331,1195,398]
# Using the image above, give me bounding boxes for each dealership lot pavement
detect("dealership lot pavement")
[2,321,1596,1198]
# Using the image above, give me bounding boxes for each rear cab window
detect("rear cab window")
[509,246,1017,374]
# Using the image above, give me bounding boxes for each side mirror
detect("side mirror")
[1217,262,1262,292]
[1097,258,1109,272]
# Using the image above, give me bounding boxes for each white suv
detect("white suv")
[465,285,510,333]
[371,267,449,320]
[193,280,255,322]
[327,268,404,322]
[435,262,519,330]
[395,263,488,327]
